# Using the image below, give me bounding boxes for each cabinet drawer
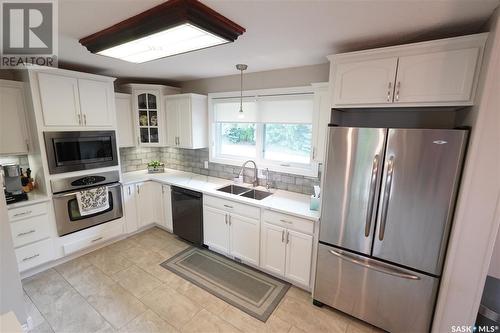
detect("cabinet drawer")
[8,202,48,222]
[10,214,50,248]
[15,238,54,272]
[263,210,314,235]
[204,195,260,218]
[62,222,123,255]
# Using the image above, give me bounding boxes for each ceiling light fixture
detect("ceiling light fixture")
[236,64,248,119]
[79,0,245,63]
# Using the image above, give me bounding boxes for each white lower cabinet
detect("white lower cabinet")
[203,197,259,265]
[123,184,138,234]
[203,206,230,254]
[229,213,260,266]
[261,211,314,287]
[136,182,156,228]
[261,223,287,276]
[159,184,173,231]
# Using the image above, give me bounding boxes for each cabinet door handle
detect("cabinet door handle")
[77,114,82,125]
[395,81,400,101]
[128,186,131,195]
[22,253,39,262]
[137,185,140,194]
[26,140,30,152]
[228,215,231,226]
[14,210,32,217]
[312,147,316,160]
[281,230,285,243]
[225,214,228,225]
[91,236,103,243]
[83,114,87,126]
[280,219,293,224]
[387,82,392,102]
[137,136,140,145]
[223,204,233,209]
[286,231,290,244]
[18,229,36,237]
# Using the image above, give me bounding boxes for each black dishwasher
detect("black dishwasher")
[171,186,203,245]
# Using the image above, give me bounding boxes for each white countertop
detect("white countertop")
[6,191,50,210]
[122,169,320,221]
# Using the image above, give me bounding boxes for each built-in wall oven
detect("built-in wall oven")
[44,131,118,174]
[51,171,123,236]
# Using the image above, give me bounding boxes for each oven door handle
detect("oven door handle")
[52,183,121,198]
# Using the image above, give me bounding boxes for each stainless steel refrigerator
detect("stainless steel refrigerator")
[313,126,468,332]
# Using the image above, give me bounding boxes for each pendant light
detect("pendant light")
[236,64,248,119]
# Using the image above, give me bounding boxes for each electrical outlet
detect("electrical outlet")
[204,161,209,169]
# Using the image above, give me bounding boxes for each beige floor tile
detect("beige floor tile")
[175,281,229,315]
[61,264,115,297]
[112,265,162,298]
[285,287,311,304]
[121,245,165,267]
[346,318,376,333]
[274,296,349,333]
[119,309,178,333]
[181,309,240,333]
[53,255,93,281]
[86,283,147,330]
[140,285,201,330]
[106,237,140,253]
[24,293,46,328]
[87,247,134,276]
[219,306,266,333]
[264,315,292,333]
[288,326,306,333]
[23,269,109,333]
[29,320,54,333]
[132,232,170,252]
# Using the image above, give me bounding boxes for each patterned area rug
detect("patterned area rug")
[160,247,290,322]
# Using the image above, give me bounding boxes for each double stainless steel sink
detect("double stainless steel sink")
[216,184,273,200]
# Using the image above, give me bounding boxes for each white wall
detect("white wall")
[489,230,500,279]
[0,177,27,325]
[180,63,329,94]
[432,8,500,332]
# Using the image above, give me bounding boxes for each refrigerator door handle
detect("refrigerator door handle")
[379,156,395,241]
[365,155,379,237]
[328,249,420,280]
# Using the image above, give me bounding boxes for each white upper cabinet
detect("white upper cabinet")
[37,73,80,126]
[329,33,488,108]
[121,83,180,147]
[164,94,208,149]
[394,48,479,104]
[0,80,30,154]
[34,70,116,128]
[332,58,398,106]
[115,93,135,147]
[78,79,113,127]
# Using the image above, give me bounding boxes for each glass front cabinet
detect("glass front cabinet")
[122,84,180,147]
[137,91,160,144]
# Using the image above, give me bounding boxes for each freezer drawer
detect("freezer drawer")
[313,243,439,333]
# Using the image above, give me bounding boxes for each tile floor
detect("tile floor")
[23,227,383,333]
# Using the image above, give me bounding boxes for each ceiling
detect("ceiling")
[59,0,499,82]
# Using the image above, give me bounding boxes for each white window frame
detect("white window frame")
[208,86,319,177]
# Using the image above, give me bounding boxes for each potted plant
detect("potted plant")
[147,160,165,173]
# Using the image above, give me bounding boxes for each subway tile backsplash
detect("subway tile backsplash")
[119,147,321,195]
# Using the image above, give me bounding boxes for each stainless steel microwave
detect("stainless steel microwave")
[44,131,118,174]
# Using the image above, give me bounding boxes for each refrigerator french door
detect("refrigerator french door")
[314,126,468,332]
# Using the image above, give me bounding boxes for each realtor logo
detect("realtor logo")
[1,0,58,67]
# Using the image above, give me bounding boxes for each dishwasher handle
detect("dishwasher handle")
[171,186,202,199]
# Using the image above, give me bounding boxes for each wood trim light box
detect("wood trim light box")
[79,0,245,63]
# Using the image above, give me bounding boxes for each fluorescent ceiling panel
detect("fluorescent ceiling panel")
[97,23,228,63]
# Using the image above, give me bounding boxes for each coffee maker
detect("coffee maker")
[3,164,28,204]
